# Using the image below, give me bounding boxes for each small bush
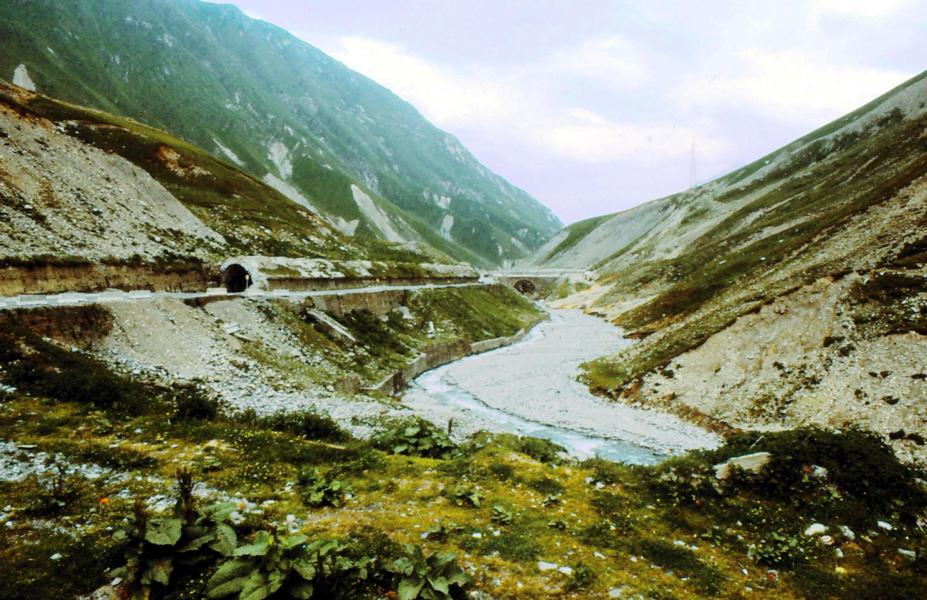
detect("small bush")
[527,476,564,496]
[299,467,352,508]
[748,530,820,568]
[632,539,725,596]
[584,457,626,485]
[477,527,541,561]
[448,485,484,508]
[170,382,222,421]
[383,544,471,599]
[23,456,92,516]
[235,408,349,442]
[516,436,565,464]
[374,417,456,459]
[5,340,153,415]
[487,462,517,481]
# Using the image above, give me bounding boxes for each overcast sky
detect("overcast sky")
[214,0,925,224]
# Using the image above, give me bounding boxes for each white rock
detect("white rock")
[810,465,828,478]
[713,452,772,480]
[821,535,834,546]
[877,520,893,531]
[50,553,62,561]
[537,561,558,571]
[805,523,827,536]
[898,548,917,559]
[839,525,855,540]
[557,566,573,576]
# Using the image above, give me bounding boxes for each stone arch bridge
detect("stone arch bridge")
[487,269,593,296]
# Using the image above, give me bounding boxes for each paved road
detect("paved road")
[0,282,482,312]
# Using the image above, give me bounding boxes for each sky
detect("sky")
[212,0,925,224]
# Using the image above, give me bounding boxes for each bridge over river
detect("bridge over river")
[486,269,593,295]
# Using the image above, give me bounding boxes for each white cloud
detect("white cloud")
[812,0,915,19]
[321,35,714,164]
[326,36,523,126]
[527,109,728,164]
[547,35,647,88]
[682,50,910,124]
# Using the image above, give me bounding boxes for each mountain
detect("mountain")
[528,70,927,457]
[0,77,487,296]
[0,0,561,267]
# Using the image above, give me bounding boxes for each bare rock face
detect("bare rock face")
[713,451,772,480]
[0,102,223,263]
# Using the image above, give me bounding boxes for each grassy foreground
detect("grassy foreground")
[1,327,926,599]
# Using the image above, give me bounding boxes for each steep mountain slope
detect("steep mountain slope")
[0,0,561,266]
[531,70,927,458]
[0,80,484,296]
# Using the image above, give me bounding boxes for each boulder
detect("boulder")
[713,451,772,480]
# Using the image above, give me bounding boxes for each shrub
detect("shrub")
[299,468,351,508]
[565,562,597,592]
[491,504,514,525]
[383,544,471,600]
[515,437,565,464]
[584,457,626,485]
[235,409,349,443]
[527,476,564,496]
[748,530,819,568]
[477,527,541,561]
[112,472,240,598]
[23,455,91,516]
[4,338,153,414]
[487,462,517,481]
[206,534,374,600]
[719,427,927,523]
[171,382,222,421]
[632,539,725,596]
[374,417,456,459]
[448,486,483,508]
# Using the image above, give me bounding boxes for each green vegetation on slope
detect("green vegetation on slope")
[541,213,612,262]
[579,73,927,392]
[0,0,561,266]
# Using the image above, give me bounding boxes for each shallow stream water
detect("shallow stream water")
[403,308,719,465]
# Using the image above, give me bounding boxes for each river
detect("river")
[402,308,719,465]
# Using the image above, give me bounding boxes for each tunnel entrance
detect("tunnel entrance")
[224,263,252,293]
[513,279,536,295]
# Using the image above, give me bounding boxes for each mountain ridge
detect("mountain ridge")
[529,69,927,460]
[0,0,561,267]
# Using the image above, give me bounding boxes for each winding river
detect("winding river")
[402,308,719,465]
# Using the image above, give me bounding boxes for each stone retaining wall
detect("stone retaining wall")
[363,314,549,396]
[309,289,408,318]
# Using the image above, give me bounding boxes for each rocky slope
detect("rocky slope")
[0,79,349,265]
[531,70,927,460]
[0,0,561,266]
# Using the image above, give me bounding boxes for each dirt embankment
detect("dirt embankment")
[0,262,217,296]
[619,274,927,460]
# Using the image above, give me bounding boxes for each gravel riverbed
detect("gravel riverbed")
[402,308,720,462]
